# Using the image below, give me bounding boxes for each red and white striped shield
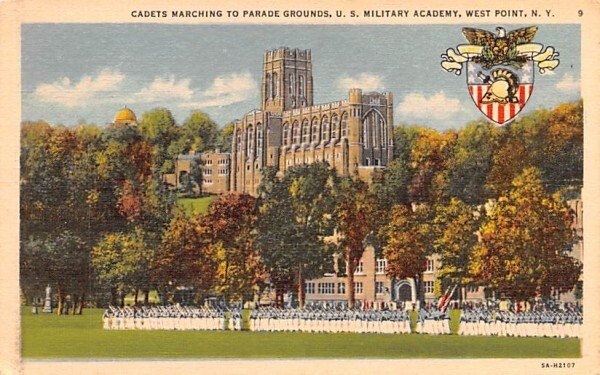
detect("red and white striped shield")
[466,60,534,125]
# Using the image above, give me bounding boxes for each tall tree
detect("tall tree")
[21,231,88,314]
[408,127,457,203]
[256,164,336,307]
[446,121,499,204]
[470,167,581,301]
[432,198,480,301]
[200,193,262,304]
[217,122,235,152]
[332,177,377,307]
[178,110,220,153]
[138,108,179,174]
[91,228,154,306]
[382,204,433,304]
[151,212,217,303]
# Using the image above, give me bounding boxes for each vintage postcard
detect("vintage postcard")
[1,0,599,374]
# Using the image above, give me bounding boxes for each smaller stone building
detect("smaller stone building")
[200,149,231,195]
[163,149,230,195]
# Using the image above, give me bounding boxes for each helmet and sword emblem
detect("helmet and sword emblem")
[441,26,560,125]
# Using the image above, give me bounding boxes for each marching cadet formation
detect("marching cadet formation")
[102,305,227,330]
[101,303,582,338]
[248,307,412,334]
[417,307,451,335]
[458,305,583,338]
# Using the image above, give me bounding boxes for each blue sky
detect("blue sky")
[22,24,580,130]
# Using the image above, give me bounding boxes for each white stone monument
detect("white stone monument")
[42,284,52,313]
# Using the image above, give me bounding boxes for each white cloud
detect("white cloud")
[397,91,464,120]
[32,69,125,108]
[337,73,384,92]
[134,75,194,102]
[555,73,580,91]
[180,72,257,108]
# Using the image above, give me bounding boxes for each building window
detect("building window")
[292,121,299,144]
[376,281,385,294]
[283,123,290,146]
[247,126,254,155]
[321,116,329,142]
[341,113,348,138]
[204,169,212,175]
[424,281,434,294]
[426,259,434,272]
[331,115,339,138]
[338,282,346,294]
[354,261,364,274]
[311,118,320,143]
[256,124,263,157]
[299,75,305,97]
[318,282,335,294]
[289,74,294,95]
[265,74,271,100]
[272,72,278,99]
[306,282,315,294]
[302,120,309,143]
[204,179,213,184]
[354,282,363,294]
[376,259,387,274]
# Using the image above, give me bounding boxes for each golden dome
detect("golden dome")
[114,107,137,123]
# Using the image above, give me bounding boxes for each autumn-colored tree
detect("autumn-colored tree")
[200,193,263,303]
[332,177,378,307]
[408,127,457,203]
[470,167,581,301]
[382,204,433,303]
[151,212,217,303]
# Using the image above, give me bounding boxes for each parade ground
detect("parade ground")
[21,308,580,359]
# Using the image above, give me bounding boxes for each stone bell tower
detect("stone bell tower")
[262,47,314,113]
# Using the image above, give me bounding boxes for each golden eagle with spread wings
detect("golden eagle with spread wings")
[462,26,537,69]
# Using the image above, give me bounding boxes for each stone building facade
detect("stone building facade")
[200,149,231,195]
[163,149,230,195]
[230,47,394,195]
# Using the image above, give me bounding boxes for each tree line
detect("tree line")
[20,101,583,313]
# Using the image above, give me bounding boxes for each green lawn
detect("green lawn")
[21,308,580,359]
[177,196,215,215]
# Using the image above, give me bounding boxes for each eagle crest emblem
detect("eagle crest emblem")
[441,26,559,125]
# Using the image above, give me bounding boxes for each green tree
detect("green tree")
[217,122,235,152]
[21,231,89,315]
[91,228,154,306]
[432,198,480,301]
[446,121,499,204]
[138,108,179,174]
[470,167,581,301]
[178,110,220,153]
[256,164,336,307]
